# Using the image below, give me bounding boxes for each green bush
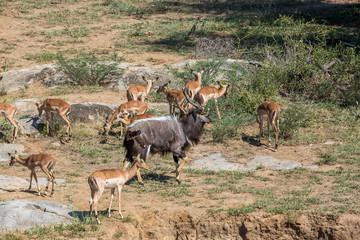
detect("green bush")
[279,104,311,140]
[57,52,123,86]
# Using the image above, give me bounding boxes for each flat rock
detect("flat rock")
[0,144,24,162]
[0,174,65,192]
[240,156,301,171]
[188,153,240,171]
[0,199,72,231]
[188,153,304,171]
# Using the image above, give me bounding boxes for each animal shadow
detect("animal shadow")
[126,172,173,185]
[241,133,260,147]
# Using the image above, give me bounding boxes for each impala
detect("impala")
[185,70,203,99]
[118,113,156,126]
[195,81,229,119]
[257,101,281,151]
[36,99,72,137]
[127,76,159,102]
[88,154,150,224]
[0,103,19,143]
[103,100,148,136]
[9,151,56,196]
[157,81,187,115]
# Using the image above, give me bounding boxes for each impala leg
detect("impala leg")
[108,188,115,218]
[45,112,50,136]
[118,186,123,219]
[267,118,271,146]
[273,116,280,151]
[28,170,33,190]
[94,189,103,224]
[276,116,280,150]
[41,167,52,196]
[6,116,19,143]
[59,113,71,137]
[33,171,41,196]
[50,169,55,196]
[89,189,95,216]
[258,115,264,145]
[215,99,221,119]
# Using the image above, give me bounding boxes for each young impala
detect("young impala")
[127,76,159,102]
[257,101,281,151]
[36,99,72,137]
[195,81,229,119]
[0,103,19,143]
[9,151,56,196]
[88,154,150,224]
[103,100,148,136]
[157,81,187,116]
[185,70,203,99]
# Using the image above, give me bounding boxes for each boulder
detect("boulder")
[0,65,57,92]
[70,102,116,122]
[0,144,24,162]
[0,200,73,231]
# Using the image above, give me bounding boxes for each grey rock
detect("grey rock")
[187,153,240,171]
[115,66,175,90]
[148,103,169,115]
[18,116,42,137]
[0,144,24,162]
[0,174,66,192]
[188,153,304,172]
[70,102,116,122]
[0,65,57,92]
[0,199,73,231]
[241,156,301,171]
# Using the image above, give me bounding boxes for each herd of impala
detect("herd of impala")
[2,70,281,224]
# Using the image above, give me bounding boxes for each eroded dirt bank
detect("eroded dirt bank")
[104,211,360,240]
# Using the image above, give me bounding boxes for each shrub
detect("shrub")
[57,52,123,86]
[279,104,311,140]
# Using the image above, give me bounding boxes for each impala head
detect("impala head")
[36,102,43,117]
[132,154,150,170]
[142,76,159,83]
[191,69,204,80]
[8,151,19,166]
[217,81,230,95]
[157,81,171,93]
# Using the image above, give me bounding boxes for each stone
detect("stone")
[188,153,304,171]
[0,199,73,231]
[70,102,116,122]
[241,156,301,171]
[0,144,24,162]
[188,153,240,171]
[0,174,66,192]
[0,64,57,92]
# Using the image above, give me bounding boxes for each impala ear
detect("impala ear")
[14,150,18,154]
[8,152,11,156]
[154,77,159,81]
[200,69,204,74]
[142,76,147,81]
[36,102,39,107]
